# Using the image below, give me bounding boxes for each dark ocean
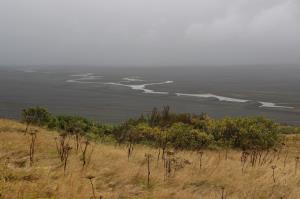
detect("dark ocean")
[0,65,299,125]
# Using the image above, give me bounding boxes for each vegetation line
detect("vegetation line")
[21,106,299,151]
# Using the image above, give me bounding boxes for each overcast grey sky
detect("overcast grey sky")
[0,0,300,67]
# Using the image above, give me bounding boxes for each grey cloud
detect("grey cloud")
[0,0,299,66]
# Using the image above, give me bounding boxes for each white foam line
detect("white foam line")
[259,102,294,109]
[66,73,103,84]
[122,77,144,82]
[176,93,249,103]
[70,73,94,77]
[106,81,173,95]
[66,80,100,84]
[175,92,295,109]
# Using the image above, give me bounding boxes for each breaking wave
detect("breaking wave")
[66,73,103,84]
[176,92,294,109]
[106,81,174,95]
[259,102,294,109]
[121,77,145,82]
[176,93,249,103]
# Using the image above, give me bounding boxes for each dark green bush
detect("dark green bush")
[167,123,213,150]
[206,117,279,149]
[55,115,91,134]
[21,107,52,127]
[20,106,282,150]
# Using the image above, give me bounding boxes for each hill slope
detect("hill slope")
[0,119,300,199]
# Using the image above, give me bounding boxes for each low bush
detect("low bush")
[167,123,213,150]
[21,106,282,150]
[21,107,53,127]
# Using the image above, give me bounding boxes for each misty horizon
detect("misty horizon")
[1,0,300,67]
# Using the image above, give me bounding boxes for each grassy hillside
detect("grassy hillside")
[1,118,300,199]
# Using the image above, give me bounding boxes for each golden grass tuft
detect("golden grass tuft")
[1,119,300,198]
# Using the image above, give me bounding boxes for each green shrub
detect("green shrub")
[131,123,161,143]
[205,117,279,149]
[20,106,282,150]
[112,122,132,145]
[56,115,91,134]
[21,107,52,127]
[167,123,213,150]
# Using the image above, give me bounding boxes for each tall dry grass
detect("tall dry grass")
[1,118,300,199]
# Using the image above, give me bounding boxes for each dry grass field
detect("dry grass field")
[1,118,300,199]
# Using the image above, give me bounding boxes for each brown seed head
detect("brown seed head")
[86,175,95,180]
